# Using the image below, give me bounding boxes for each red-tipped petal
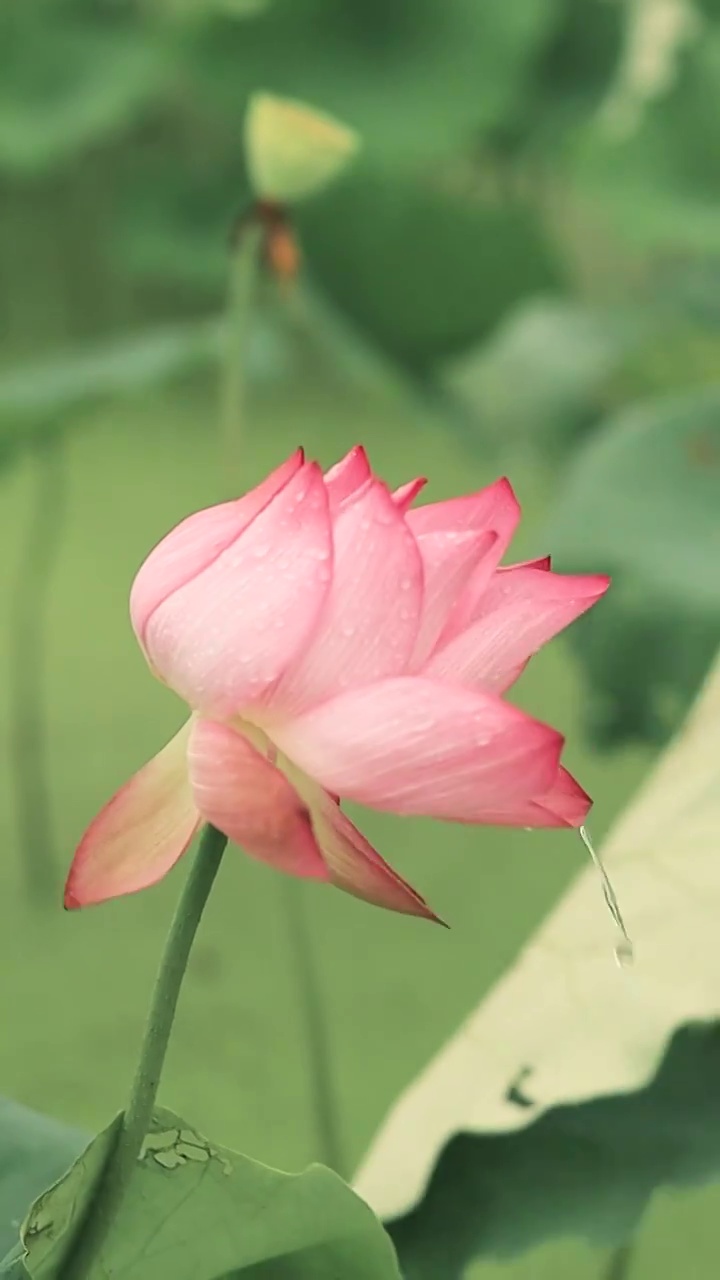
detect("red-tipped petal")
[407,476,520,546]
[426,566,610,692]
[65,722,200,908]
[415,478,523,640]
[499,554,551,573]
[187,718,328,880]
[462,766,592,828]
[323,445,372,511]
[533,767,592,826]
[392,477,427,511]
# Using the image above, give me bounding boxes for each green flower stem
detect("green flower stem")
[10,433,66,907]
[64,825,227,1276]
[219,220,263,489]
[279,877,345,1176]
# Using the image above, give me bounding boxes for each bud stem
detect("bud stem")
[219,220,263,489]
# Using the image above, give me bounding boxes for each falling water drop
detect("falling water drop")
[578,825,634,968]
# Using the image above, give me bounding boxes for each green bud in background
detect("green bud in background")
[244,93,360,204]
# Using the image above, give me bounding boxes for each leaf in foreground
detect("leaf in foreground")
[22,1107,401,1279]
[0,1100,86,1266]
[548,386,720,747]
[354,649,720,1274]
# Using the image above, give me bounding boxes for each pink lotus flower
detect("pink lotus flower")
[66,447,609,919]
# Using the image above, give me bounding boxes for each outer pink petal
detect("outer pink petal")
[470,767,591,828]
[187,718,329,879]
[323,446,372,511]
[143,462,333,718]
[392,477,427,511]
[411,529,496,666]
[272,480,423,716]
[65,722,201,908]
[411,478,523,640]
[532,766,592,826]
[130,449,304,644]
[407,476,520,545]
[426,566,610,693]
[271,677,564,821]
[311,792,440,920]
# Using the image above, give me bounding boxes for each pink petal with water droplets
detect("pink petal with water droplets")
[272,480,423,716]
[187,718,329,880]
[407,476,520,545]
[311,792,440,920]
[65,721,200,908]
[130,449,304,644]
[323,445,372,511]
[411,478,523,639]
[392,477,427,511]
[142,463,333,718]
[271,677,563,821]
[426,566,610,693]
[411,529,496,666]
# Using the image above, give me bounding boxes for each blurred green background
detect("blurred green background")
[1,1,719,1277]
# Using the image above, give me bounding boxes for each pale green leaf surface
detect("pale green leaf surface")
[545,386,720,746]
[355,651,720,1235]
[547,387,720,609]
[446,298,644,443]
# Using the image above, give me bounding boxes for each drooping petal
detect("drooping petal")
[426,566,610,693]
[323,445,372,511]
[310,791,440,920]
[271,480,423,716]
[411,530,496,666]
[271,677,564,821]
[130,449,304,644]
[64,721,200,908]
[392,477,427,511]
[143,462,333,718]
[187,718,329,879]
